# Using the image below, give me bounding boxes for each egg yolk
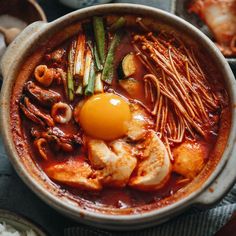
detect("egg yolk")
[79,93,131,140]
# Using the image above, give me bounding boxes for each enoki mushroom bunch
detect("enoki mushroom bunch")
[133,31,221,160]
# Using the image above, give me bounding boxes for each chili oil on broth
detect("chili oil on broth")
[10,14,230,213]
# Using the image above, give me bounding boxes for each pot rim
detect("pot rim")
[1,3,236,224]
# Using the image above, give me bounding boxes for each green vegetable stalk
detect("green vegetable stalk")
[85,61,96,96]
[75,81,83,95]
[109,17,126,31]
[83,49,92,88]
[94,72,103,93]
[67,40,76,101]
[93,16,106,64]
[102,31,123,84]
[74,34,86,78]
[94,45,103,71]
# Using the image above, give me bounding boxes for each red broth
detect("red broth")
[14,16,228,210]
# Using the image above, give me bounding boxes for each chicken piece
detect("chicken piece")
[87,139,137,187]
[20,96,54,127]
[173,141,207,179]
[129,130,171,191]
[126,103,153,141]
[45,159,102,190]
[20,101,45,126]
[24,81,61,107]
[31,127,82,153]
[189,0,236,56]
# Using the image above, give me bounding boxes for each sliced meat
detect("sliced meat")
[31,127,82,152]
[24,81,61,107]
[20,96,54,127]
[24,97,54,126]
[173,141,207,179]
[129,130,171,191]
[126,103,153,141]
[20,102,45,126]
[45,159,102,191]
[48,127,82,145]
[87,139,137,187]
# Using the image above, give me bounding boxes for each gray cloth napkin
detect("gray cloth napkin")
[64,184,236,236]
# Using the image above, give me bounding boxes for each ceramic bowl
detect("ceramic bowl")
[59,0,112,9]
[0,0,46,24]
[0,209,47,235]
[0,4,236,230]
[0,0,46,68]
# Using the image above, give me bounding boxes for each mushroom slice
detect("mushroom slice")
[126,103,153,141]
[45,159,102,191]
[129,130,171,191]
[87,139,137,187]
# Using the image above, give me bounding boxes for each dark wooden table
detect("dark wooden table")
[0,1,173,235]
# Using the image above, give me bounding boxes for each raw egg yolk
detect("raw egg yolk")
[79,93,131,140]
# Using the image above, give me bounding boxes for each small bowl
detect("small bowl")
[0,209,47,235]
[0,0,46,24]
[171,0,236,69]
[59,0,112,9]
[0,0,46,65]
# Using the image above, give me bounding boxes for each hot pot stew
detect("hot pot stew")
[11,15,230,211]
